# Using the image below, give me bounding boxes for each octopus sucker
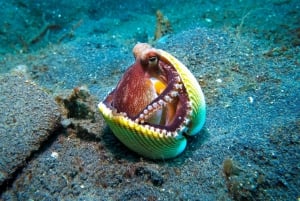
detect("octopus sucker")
[98,43,206,159]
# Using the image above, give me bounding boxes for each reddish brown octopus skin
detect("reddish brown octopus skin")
[112,58,156,117]
[106,43,190,132]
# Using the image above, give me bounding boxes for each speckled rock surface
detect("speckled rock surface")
[0,74,61,188]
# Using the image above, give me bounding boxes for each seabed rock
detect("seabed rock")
[0,73,61,189]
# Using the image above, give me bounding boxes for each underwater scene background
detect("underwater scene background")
[0,0,299,200]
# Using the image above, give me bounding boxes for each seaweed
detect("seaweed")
[154,10,172,40]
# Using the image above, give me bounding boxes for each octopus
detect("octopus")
[98,43,206,159]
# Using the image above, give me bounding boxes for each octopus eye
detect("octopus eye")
[148,56,158,67]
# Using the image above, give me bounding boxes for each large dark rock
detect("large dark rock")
[0,73,61,187]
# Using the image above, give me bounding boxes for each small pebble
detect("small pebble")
[216,78,222,83]
[248,96,254,103]
[61,119,72,128]
[51,151,59,159]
